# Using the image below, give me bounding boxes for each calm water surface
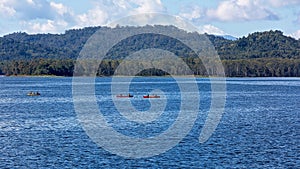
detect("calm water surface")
[0,77,299,168]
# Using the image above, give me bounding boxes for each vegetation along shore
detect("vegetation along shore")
[0,25,299,77]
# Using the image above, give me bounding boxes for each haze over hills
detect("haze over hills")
[219,35,237,41]
[0,25,299,77]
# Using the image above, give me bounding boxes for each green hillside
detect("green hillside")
[0,25,299,77]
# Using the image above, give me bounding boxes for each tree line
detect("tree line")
[1,58,299,77]
[0,59,74,76]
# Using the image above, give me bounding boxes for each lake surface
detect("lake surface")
[0,77,299,168]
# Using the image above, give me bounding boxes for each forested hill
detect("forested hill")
[0,25,300,77]
[209,30,300,60]
[1,26,300,61]
[0,27,100,61]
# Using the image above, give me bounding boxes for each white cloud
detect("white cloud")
[179,6,203,21]
[77,6,109,27]
[1,0,297,37]
[26,0,35,5]
[263,0,300,7]
[291,30,300,40]
[1,0,166,34]
[200,24,225,35]
[75,0,123,27]
[13,0,54,20]
[22,19,68,34]
[130,0,166,14]
[0,0,74,20]
[50,2,71,16]
[75,0,166,28]
[206,0,278,21]
[0,0,76,34]
[0,0,16,17]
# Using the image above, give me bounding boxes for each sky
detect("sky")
[0,0,299,39]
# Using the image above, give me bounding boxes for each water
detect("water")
[0,77,299,168]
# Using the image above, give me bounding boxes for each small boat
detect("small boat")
[143,95,160,98]
[27,92,40,96]
[116,94,133,98]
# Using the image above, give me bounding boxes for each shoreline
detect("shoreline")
[1,74,299,79]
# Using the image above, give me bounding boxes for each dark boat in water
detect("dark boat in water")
[143,95,160,98]
[116,94,133,98]
[27,92,40,96]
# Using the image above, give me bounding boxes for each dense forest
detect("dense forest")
[0,25,299,77]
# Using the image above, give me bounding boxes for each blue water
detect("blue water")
[0,77,299,168]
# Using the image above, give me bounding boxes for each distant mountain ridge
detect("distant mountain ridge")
[0,25,300,77]
[220,35,237,40]
[0,25,299,61]
[0,27,99,61]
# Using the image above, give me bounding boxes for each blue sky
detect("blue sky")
[0,0,299,39]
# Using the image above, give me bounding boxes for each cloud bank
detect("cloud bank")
[0,0,299,39]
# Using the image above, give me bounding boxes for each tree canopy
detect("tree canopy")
[0,25,299,77]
